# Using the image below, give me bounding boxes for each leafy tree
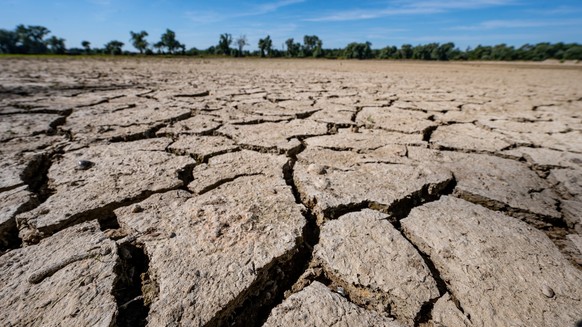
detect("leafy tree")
[81,40,91,54]
[399,44,413,59]
[130,30,149,54]
[432,42,455,61]
[378,45,397,59]
[235,35,248,57]
[159,29,183,54]
[46,36,66,54]
[344,42,373,59]
[302,35,322,57]
[0,29,18,53]
[217,33,232,55]
[15,25,50,53]
[104,40,124,55]
[564,45,582,60]
[258,35,272,57]
[490,44,515,61]
[285,38,301,57]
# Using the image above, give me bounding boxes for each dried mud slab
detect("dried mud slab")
[188,150,287,195]
[156,114,221,136]
[264,282,403,327]
[315,209,439,324]
[63,96,190,140]
[168,135,238,163]
[304,128,423,152]
[430,293,472,327]
[0,222,118,326]
[0,186,38,249]
[295,147,453,221]
[116,175,306,326]
[408,147,561,222]
[0,113,64,141]
[503,146,582,170]
[17,138,194,242]
[310,101,356,126]
[217,119,328,154]
[431,123,513,153]
[401,196,582,327]
[356,106,436,134]
[0,158,29,191]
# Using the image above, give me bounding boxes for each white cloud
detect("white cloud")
[305,0,518,22]
[186,0,305,24]
[450,19,582,31]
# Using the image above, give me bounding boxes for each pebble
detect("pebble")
[76,160,93,170]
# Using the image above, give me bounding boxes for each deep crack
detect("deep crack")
[113,242,154,327]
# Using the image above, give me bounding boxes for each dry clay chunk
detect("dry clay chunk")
[430,293,472,327]
[264,281,403,327]
[315,209,439,324]
[17,138,194,240]
[0,113,64,141]
[0,186,37,248]
[431,123,512,152]
[217,119,328,154]
[356,106,436,134]
[117,175,305,326]
[407,147,561,220]
[401,196,582,327]
[188,150,287,194]
[304,128,423,151]
[294,148,453,221]
[168,135,238,163]
[0,222,118,327]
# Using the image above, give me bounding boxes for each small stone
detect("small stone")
[336,287,345,296]
[542,285,555,298]
[132,205,144,213]
[76,160,93,170]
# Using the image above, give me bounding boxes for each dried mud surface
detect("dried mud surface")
[1,58,582,327]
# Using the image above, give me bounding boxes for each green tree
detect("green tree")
[15,25,50,53]
[46,36,66,54]
[258,35,272,57]
[217,33,232,55]
[379,45,397,59]
[399,44,413,59]
[433,42,455,61]
[285,38,301,57]
[81,40,91,54]
[302,35,321,57]
[159,29,183,54]
[130,30,149,54]
[344,42,373,59]
[104,40,124,55]
[564,45,582,60]
[0,29,18,53]
[235,35,247,57]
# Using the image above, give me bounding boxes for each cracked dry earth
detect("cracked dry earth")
[1,58,582,327]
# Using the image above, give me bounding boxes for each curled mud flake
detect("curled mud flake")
[76,160,94,170]
[541,285,555,298]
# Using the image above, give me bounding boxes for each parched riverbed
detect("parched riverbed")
[1,58,581,326]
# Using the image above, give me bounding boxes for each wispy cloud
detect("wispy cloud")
[87,0,111,5]
[306,0,518,22]
[186,0,305,24]
[450,18,582,30]
[256,0,305,14]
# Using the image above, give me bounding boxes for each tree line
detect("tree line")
[1,24,582,61]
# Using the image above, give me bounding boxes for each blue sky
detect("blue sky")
[1,0,581,51]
